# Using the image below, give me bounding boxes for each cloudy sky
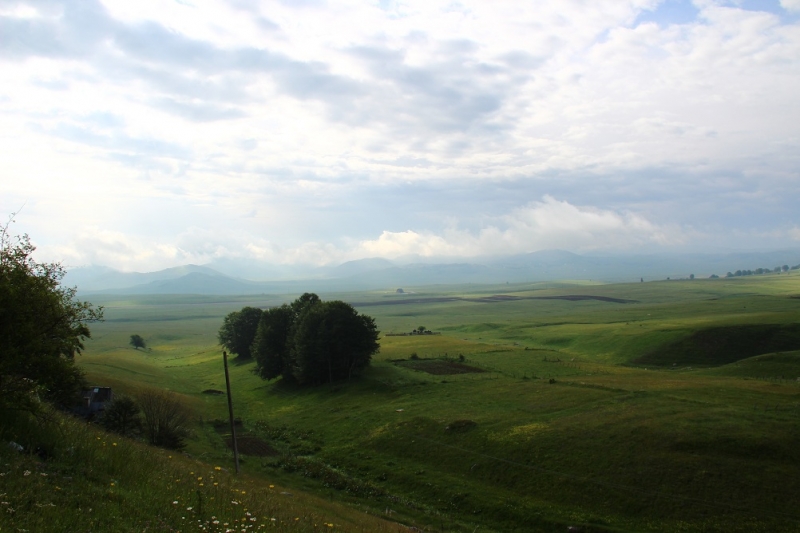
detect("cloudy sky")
[1,0,799,272]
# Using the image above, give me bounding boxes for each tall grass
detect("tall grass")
[0,409,401,532]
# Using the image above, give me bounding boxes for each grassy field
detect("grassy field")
[6,273,800,532]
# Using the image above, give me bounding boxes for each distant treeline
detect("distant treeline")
[704,264,800,279]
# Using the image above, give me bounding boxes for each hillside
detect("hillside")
[6,272,800,532]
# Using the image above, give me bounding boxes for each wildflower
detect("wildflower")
[23,470,31,476]
[112,443,117,447]
[269,485,274,489]
[110,482,115,487]
[187,507,193,511]
[215,466,221,471]
[173,501,179,505]
[231,501,239,505]
[199,483,204,487]
[213,482,218,487]
[197,477,202,481]
[40,473,47,477]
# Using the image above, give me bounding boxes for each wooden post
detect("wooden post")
[223,351,240,474]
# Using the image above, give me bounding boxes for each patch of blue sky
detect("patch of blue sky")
[635,0,700,27]
[731,0,800,22]
[635,0,798,28]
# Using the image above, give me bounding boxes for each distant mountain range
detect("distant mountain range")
[63,249,800,296]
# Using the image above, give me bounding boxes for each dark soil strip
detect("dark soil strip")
[398,360,486,375]
[224,435,279,457]
[355,294,637,307]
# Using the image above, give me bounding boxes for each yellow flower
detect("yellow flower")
[214,466,221,471]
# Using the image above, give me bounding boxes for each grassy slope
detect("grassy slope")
[0,410,399,532]
[33,273,800,531]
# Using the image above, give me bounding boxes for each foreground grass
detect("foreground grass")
[0,410,401,533]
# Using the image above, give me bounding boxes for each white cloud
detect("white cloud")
[780,0,800,13]
[2,0,799,271]
[352,196,681,259]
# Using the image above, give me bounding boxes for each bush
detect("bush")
[100,395,142,437]
[138,390,191,450]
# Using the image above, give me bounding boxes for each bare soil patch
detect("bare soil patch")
[225,435,279,457]
[399,360,486,375]
[212,418,244,433]
[202,389,224,395]
[445,419,477,432]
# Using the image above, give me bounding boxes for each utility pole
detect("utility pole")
[223,351,240,473]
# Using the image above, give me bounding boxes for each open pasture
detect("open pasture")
[78,274,800,532]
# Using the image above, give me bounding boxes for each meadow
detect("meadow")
[4,274,800,532]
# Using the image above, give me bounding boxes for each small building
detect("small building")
[82,387,113,414]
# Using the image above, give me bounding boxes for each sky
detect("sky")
[1,0,799,272]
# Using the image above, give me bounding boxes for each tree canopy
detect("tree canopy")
[0,224,103,413]
[249,293,379,386]
[217,306,263,359]
[129,334,146,350]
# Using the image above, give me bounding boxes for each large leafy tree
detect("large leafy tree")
[250,293,379,386]
[0,224,103,413]
[251,292,321,379]
[290,300,379,386]
[251,304,294,380]
[217,306,263,359]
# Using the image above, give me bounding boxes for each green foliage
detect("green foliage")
[290,300,379,386]
[0,223,102,413]
[128,334,146,350]
[217,306,262,359]
[138,390,191,450]
[251,293,380,385]
[251,304,294,380]
[99,395,142,437]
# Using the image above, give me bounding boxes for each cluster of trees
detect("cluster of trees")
[725,265,793,278]
[0,223,103,414]
[218,293,380,386]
